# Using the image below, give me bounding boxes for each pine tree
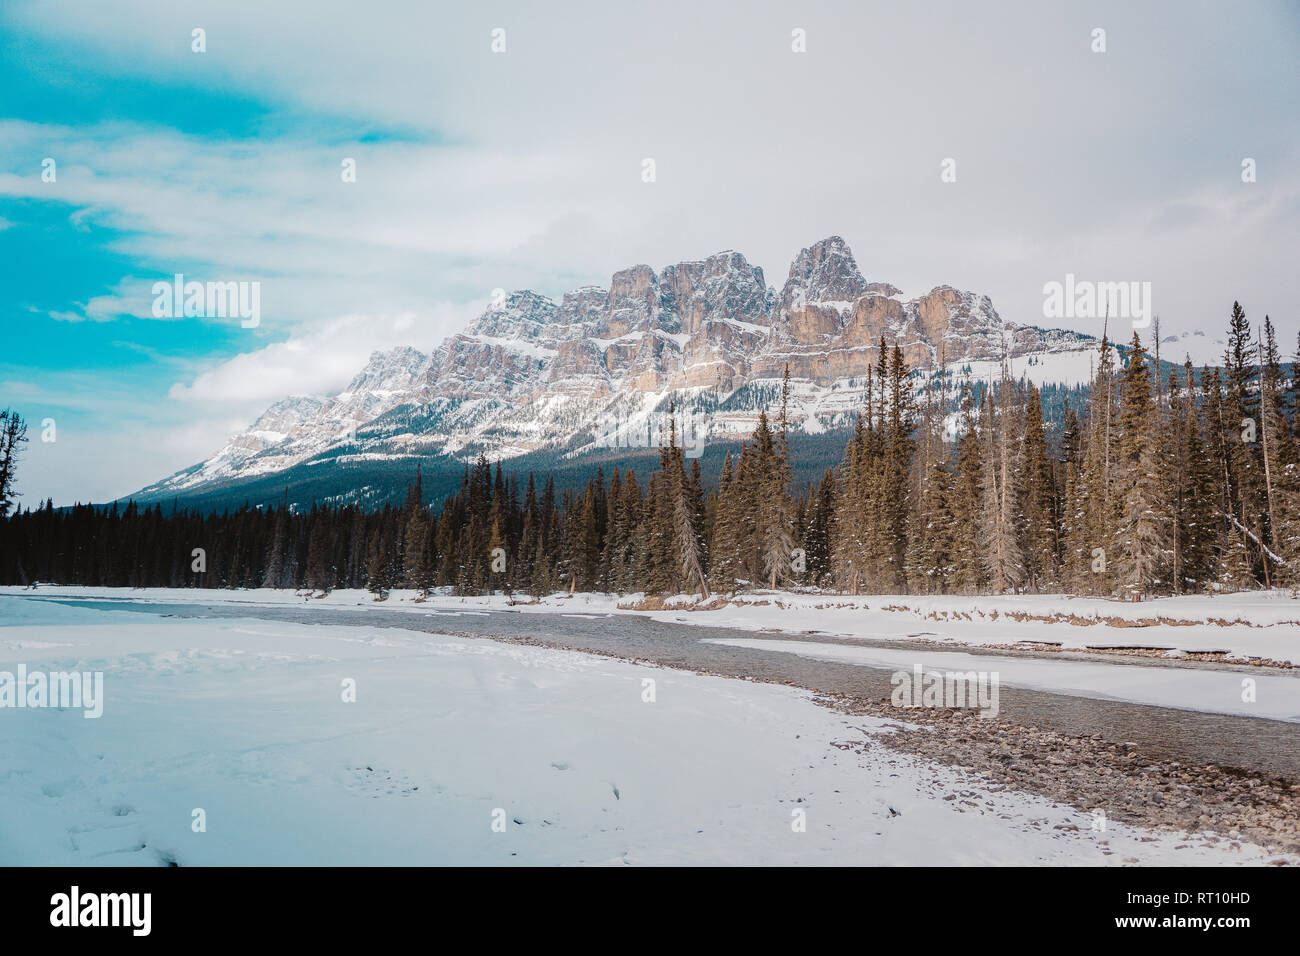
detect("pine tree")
[1214,506,1257,592]
[573,481,601,591]
[979,373,1025,593]
[949,383,985,594]
[364,523,389,596]
[1113,333,1167,599]
[599,468,622,591]
[709,452,739,593]
[638,472,673,594]
[1222,301,1263,581]
[402,468,435,595]
[513,473,539,593]
[905,363,952,593]
[1275,331,1300,589]
[831,414,865,592]
[664,434,708,596]
[1257,316,1286,574]
[880,344,916,590]
[1166,362,1216,592]
[304,506,334,592]
[1017,383,1058,591]
[615,469,643,592]
[264,489,291,588]
[1068,336,1118,595]
[752,409,795,589]
[1181,366,1219,589]
[802,470,836,588]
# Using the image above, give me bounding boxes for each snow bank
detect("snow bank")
[0,595,1282,865]
[6,585,1297,665]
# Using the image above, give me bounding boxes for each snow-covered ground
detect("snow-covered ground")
[638,591,1300,665]
[10,585,1298,648]
[1,594,1287,865]
[5,586,1297,723]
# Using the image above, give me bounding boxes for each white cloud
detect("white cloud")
[46,275,167,322]
[2,0,1297,340]
[14,411,252,506]
[2,0,1298,503]
[167,305,475,404]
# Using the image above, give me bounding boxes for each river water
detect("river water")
[18,595,1300,781]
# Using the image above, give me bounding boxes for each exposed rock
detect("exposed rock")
[137,235,1096,498]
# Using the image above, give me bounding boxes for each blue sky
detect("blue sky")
[2,0,1297,505]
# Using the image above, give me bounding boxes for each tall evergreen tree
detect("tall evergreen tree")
[1017,383,1058,591]
[950,382,985,594]
[1113,333,1167,599]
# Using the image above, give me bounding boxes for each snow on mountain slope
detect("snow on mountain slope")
[137,236,1099,497]
[147,347,432,493]
[1159,328,1232,368]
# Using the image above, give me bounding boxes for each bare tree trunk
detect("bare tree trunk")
[1257,338,1280,556]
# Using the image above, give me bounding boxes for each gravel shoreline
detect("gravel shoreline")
[471,629,1300,863]
[820,692,1299,862]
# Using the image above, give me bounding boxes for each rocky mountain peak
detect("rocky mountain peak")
[602,264,665,337]
[660,249,771,335]
[250,395,326,433]
[341,346,430,396]
[467,290,559,341]
[781,235,867,309]
[557,285,608,325]
[135,234,1097,502]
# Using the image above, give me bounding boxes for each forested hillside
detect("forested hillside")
[3,308,1296,599]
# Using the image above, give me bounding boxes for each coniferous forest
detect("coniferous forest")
[3,307,1298,601]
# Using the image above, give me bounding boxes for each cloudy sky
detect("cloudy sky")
[2,0,1297,505]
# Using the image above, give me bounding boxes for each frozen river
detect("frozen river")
[18,593,1299,782]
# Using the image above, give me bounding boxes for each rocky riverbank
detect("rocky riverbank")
[482,629,1300,863]
[820,692,1299,862]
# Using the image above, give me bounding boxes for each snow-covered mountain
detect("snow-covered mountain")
[137,236,1097,499]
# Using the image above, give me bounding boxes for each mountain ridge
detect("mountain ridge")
[134,235,1098,502]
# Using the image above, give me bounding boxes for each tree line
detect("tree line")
[2,304,1297,599]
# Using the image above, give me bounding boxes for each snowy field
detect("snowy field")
[5,586,1297,723]
[0,593,1292,866]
